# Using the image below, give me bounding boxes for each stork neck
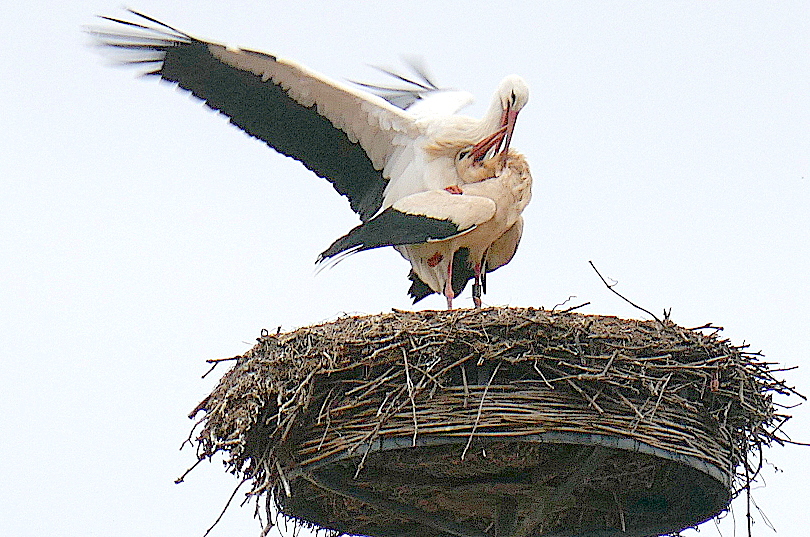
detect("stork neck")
[481,95,505,136]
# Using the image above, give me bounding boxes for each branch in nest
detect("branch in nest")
[588,260,662,324]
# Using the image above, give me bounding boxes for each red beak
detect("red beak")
[501,104,519,154]
[469,126,507,162]
[469,102,520,162]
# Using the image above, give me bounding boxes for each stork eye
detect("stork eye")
[510,90,516,104]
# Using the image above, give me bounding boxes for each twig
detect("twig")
[588,260,662,324]
[461,365,470,409]
[259,521,274,537]
[174,457,204,484]
[275,459,292,497]
[202,355,242,378]
[615,391,645,420]
[533,359,554,390]
[599,351,619,377]
[462,361,502,460]
[778,438,810,447]
[646,373,673,423]
[745,456,753,537]
[203,478,248,537]
[201,362,219,379]
[559,301,591,314]
[566,378,604,413]
[179,413,207,451]
[402,347,419,447]
[550,295,591,314]
[551,295,577,312]
[205,355,242,363]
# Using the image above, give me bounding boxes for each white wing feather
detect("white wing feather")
[392,191,496,231]
[209,46,419,171]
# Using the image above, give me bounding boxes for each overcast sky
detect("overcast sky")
[2,1,808,535]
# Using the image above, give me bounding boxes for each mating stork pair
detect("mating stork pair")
[91,10,532,309]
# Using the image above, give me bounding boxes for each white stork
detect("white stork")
[91,10,532,308]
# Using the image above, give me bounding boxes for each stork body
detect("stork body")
[91,10,531,307]
[400,151,531,308]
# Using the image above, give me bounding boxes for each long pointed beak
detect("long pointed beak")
[501,105,519,154]
[468,102,521,162]
[469,125,507,162]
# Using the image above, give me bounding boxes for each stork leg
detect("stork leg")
[472,263,483,309]
[444,254,455,310]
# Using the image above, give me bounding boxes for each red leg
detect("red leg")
[444,254,454,309]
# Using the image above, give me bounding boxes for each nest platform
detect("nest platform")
[190,308,793,537]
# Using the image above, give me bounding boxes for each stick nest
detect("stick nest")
[188,308,800,537]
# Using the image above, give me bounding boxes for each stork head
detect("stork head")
[455,146,484,183]
[497,75,530,115]
[470,75,529,162]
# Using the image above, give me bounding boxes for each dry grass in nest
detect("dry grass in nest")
[186,307,800,537]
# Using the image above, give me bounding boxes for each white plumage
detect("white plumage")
[395,151,532,308]
[91,10,532,308]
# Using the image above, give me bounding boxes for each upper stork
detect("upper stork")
[90,10,531,308]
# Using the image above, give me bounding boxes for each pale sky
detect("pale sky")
[2,1,808,535]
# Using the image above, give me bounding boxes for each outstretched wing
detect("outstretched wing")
[90,10,418,221]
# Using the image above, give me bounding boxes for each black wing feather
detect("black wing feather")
[352,60,442,110]
[91,11,387,221]
[318,208,462,262]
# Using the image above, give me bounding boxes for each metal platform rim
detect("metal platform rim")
[287,430,731,488]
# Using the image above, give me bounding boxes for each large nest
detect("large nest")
[189,308,799,537]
